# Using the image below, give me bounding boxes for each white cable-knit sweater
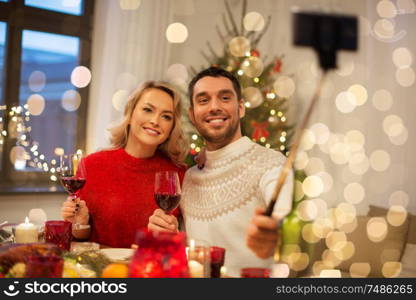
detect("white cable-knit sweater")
[181,137,294,277]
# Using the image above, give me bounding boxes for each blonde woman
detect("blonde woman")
[61,81,188,248]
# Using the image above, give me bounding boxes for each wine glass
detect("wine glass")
[59,153,87,227]
[154,171,181,214]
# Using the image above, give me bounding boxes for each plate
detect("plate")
[99,248,134,262]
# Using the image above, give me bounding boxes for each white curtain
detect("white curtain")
[86,0,174,153]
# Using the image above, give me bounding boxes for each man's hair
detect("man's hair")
[188,66,242,106]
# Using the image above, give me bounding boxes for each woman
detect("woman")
[61,81,188,248]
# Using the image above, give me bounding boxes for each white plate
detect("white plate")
[99,248,134,262]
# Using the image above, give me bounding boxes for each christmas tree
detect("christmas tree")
[185,0,294,165]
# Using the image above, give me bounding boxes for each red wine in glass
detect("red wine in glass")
[60,177,86,195]
[59,153,87,200]
[154,171,181,214]
[154,193,181,213]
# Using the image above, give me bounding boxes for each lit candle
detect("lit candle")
[15,217,38,243]
[188,260,204,278]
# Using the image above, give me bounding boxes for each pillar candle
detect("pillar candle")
[15,217,38,243]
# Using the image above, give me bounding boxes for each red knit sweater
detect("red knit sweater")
[79,148,185,248]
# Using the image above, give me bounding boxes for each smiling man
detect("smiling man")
[148,67,294,277]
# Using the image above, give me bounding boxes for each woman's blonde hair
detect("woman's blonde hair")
[109,81,188,164]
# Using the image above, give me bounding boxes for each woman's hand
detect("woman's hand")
[61,196,89,225]
[246,207,280,259]
[148,209,179,233]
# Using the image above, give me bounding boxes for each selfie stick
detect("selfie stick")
[264,12,358,217]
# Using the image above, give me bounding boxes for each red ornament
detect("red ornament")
[250,49,260,57]
[251,121,270,141]
[190,149,197,156]
[273,58,282,73]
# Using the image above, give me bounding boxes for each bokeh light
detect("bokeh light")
[330,142,351,165]
[302,176,324,197]
[387,205,407,227]
[298,200,318,222]
[310,123,330,145]
[26,94,45,116]
[61,90,81,112]
[316,172,333,193]
[335,202,357,225]
[335,91,356,113]
[273,76,296,98]
[312,218,334,239]
[367,217,388,242]
[369,150,391,172]
[28,70,46,92]
[228,36,250,57]
[383,114,404,136]
[241,56,264,78]
[389,127,408,145]
[392,47,413,68]
[71,66,91,88]
[325,231,347,251]
[119,0,141,10]
[302,223,321,243]
[389,190,409,208]
[376,0,397,18]
[395,67,415,87]
[299,129,316,151]
[349,263,371,278]
[373,19,395,39]
[348,84,368,106]
[166,23,188,43]
[243,87,263,108]
[397,0,416,13]
[243,11,265,31]
[344,182,365,204]
[333,241,355,261]
[166,63,188,85]
[382,262,402,278]
[344,130,365,152]
[372,89,393,111]
[294,151,309,170]
[112,89,129,112]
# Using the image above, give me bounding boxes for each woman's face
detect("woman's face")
[128,88,175,151]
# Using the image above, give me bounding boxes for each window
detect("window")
[25,0,83,15]
[0,0,94,193]
[0,22,6,172]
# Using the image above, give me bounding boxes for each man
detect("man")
[148,67,293,277]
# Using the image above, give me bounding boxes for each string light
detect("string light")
[0,104,84,183]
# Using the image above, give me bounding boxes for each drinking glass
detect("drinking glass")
[240,267,270,278]
[129,229,189,278]
[187,239,211,278]
[210,246,226,278]
[25,255,64,278]
[154,171,181,214]
[59,153,87,201]
[45,220,72,251]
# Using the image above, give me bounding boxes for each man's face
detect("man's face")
[189,76,245,150]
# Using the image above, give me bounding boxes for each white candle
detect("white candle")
[188,260,204,278]
[15,217,38,243]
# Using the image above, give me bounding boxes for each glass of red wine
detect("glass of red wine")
[59,153,87,227]
[154,171,181,214]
